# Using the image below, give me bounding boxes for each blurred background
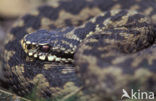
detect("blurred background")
[0,0,58,45]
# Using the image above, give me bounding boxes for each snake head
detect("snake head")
[21,29,73,62]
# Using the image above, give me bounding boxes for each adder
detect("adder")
[1,0,156,101]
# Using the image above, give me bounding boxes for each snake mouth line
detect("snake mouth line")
[21,39,73,63]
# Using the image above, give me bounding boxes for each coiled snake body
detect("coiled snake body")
[1,0,156,100]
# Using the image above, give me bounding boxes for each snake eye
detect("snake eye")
[41,45,50,52]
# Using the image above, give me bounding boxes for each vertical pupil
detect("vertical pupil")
[41,45,49,52]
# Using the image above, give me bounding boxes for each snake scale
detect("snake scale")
[1,0,156,101]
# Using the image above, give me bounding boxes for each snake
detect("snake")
[1,0,156,101]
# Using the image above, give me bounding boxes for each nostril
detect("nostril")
[27,45,32,50]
